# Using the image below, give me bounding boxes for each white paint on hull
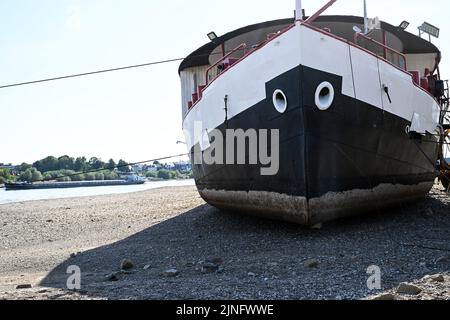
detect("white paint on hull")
[182,23,441,150]
[183,24,302,150]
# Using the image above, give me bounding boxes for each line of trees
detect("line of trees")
[0,156,131,183]
[0,169,15,184]
[1,156,194,184]
[32,156,130,174]
[41,169,120,182]
[145,169,192,180]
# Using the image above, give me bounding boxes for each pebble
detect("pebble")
[201,262,219,274]
[304,259,319,268]
[397,283,422,295]
[105,272,120,282]
[163,268,179,277]
[311,223,323,230]
[431,274,445,283]
[120,259,134,270]
[206,257,224,265]
[371,293,396,300]
[436,255,449,263]
[16,284,32,289]
[143,265,151,270]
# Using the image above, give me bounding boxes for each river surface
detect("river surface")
[0,180,195,205]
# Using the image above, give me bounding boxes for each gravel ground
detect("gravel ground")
[0,184,449,300]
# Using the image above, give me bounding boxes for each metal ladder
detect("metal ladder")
[439,80,449,126]
[438,80,450,192]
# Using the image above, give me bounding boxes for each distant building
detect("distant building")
[0,163,18,175]
[143,164,157,172]
[174,161,192,172]
[131,164,144,173]
[162,163,175,170]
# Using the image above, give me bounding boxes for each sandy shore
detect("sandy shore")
[0,185,449,300]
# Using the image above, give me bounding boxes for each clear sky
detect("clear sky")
[1,0,448,164]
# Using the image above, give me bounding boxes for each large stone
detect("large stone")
[311,223,323,230]
[431,274,445,283]
[105,272,121,282]
[120,259,134,270]
[206,257,224,265]
[397,283,422,295]
[371,293,396,300]
[436,255,449,264]
[163,268,179,277]
[304,259,319,268]
[16,284,32,289]
[201,262,219,274]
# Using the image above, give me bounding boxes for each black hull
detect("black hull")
[5,180,145,191]
[189,66,439,225]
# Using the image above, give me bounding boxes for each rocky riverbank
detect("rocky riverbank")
[0,185,449,300]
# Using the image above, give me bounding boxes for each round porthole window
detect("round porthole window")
[272,89,288,113]
[405,125,411,135]
[315,81,335,111]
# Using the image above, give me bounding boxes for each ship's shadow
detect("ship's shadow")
[40,193,450,299]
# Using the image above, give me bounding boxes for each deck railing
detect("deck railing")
[205,43,247,85]
[354,32,407,70]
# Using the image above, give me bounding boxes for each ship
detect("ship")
[5,174,146,191]
[179,0,449,225]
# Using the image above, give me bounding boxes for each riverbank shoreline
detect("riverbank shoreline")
[0,184,449,300]
[0,179,195,205]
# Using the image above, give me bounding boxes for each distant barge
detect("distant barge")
[5,178,145,191]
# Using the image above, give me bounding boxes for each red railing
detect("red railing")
[354,32,407,70]
[205,43,247,85]
[187,26,296,111]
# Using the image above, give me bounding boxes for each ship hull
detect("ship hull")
[188,65,439,225]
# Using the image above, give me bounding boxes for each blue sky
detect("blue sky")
[1,0,448,164]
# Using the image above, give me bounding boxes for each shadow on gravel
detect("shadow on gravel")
[40,192,450,299]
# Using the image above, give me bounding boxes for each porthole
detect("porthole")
[272,89,288,113]
[315,81,335,111]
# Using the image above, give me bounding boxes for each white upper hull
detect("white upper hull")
[182,22,441,151]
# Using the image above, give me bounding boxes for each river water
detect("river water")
[0,179,195,205]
